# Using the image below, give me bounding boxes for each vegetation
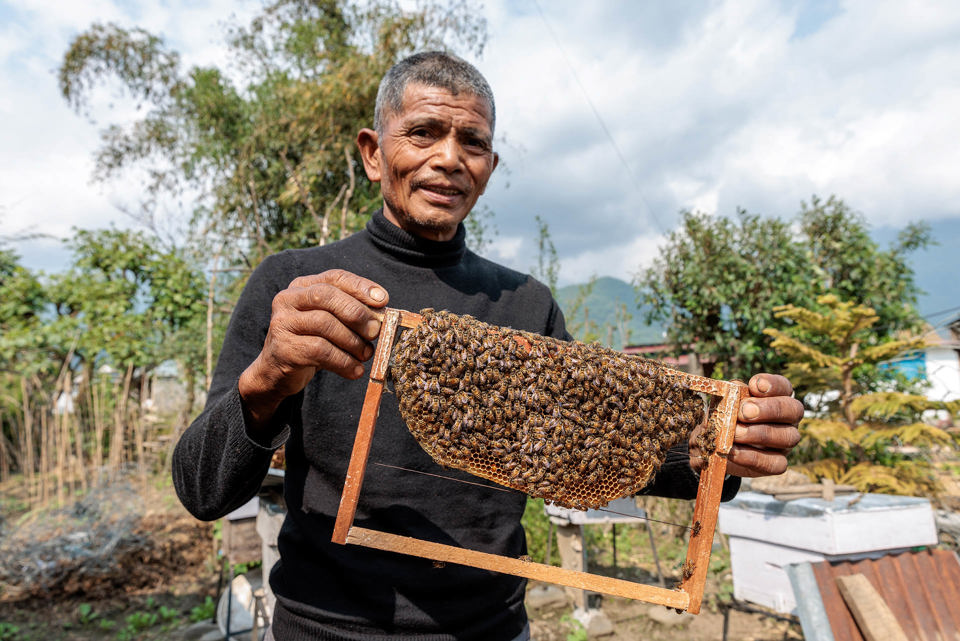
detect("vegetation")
[531,215,559,295]
[765,295,960,495]
[635,195,932,382]
[0,0,489,506]
[0,232,207,502]
[59,0,487,270]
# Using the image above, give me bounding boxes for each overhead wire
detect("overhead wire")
[372,461,693,530]
[530,0,668,236]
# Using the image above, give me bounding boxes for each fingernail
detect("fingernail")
[366,319,381,338]
[353,364,365,378]
[735,426,748,440]
[741,401,759,420]
[757,378,771,394]
[370,287,386,302]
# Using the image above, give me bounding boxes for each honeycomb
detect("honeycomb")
[391,310,706,510]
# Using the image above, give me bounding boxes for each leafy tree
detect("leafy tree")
[0,229,208,477]
[464,204,498,256]
[764,295,958,495]
[635,196,931,382]
[59,0,488,269]
[530,214,558,295]
[562,277,603,343]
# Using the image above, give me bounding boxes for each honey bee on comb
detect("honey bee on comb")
[391,309,706,510]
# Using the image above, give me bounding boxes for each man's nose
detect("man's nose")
[431,135,463,172]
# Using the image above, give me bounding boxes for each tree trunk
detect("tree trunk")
[841,343,859,429]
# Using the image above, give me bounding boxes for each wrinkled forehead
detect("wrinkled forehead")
[390,83,495,130]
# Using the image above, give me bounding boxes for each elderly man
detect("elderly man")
[173,51,803,641]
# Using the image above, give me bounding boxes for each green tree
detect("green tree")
[635,196,931,382]
[764,295,957,495]
[0,229,208,479]
[530,214,558,295]
[59,0,488,269]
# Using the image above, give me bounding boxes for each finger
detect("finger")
[739,395,805,424]
[748,373,792,397]
[734,423,801,450]
[282,283,383,341]
[290,335,369,380]
[283,309,375,362]
[289,269,389,308]
[725,444,789,477]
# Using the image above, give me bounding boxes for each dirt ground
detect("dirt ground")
[0,477,803,641]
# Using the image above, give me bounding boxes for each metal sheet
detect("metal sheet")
[806,549,960,641]
[785,562,836,641]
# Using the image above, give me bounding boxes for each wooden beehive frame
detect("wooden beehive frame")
[332,308,747,614]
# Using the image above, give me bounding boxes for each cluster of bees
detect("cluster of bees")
[391,310,706,510]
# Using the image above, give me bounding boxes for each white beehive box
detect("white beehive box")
[718,491,937,613]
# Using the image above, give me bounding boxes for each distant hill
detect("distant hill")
[555,276,665,347]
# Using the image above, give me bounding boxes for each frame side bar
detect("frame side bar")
[332,309,401,544]
[347,526,691,610]
[678,381,747,613]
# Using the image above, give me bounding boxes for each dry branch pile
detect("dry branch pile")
[0,477,211,602]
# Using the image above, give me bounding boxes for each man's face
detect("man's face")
[358,83,499,241]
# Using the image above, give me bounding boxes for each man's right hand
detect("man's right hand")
[238,269,389,431]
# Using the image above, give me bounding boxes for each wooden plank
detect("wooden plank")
[835,573,909,641]
[331,309,400,544]
[332,307,747,613]
[812,560,862,641]
[346,526,691,610]
[678,380,745,613]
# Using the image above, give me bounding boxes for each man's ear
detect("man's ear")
[356,128,382,183]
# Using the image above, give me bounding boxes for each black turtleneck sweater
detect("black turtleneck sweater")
[172,210,733,641]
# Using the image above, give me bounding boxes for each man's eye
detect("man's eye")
[465,138,488,151]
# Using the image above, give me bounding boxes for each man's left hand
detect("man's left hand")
[690,373,804,477]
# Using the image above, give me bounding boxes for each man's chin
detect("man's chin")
[388,206,466,240]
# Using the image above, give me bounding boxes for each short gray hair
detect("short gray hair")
[374,51,496,136]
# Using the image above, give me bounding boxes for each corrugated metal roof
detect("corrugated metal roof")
[808,549,960,641]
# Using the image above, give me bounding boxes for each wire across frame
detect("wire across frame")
[332,308,748,614]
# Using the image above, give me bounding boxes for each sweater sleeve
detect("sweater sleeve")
[638,443,741,501]
[171,255,296,521]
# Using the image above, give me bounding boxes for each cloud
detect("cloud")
[3,0,959,283]
[473,0,960,287]
[0,0,261,271]
[557,232,667,288]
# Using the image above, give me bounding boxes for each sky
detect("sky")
[2,0,959,319]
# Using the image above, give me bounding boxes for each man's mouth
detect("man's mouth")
[417,182,465,197]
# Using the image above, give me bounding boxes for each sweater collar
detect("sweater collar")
[366,208,467,267]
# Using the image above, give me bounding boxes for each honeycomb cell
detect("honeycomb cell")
[391,310,705,510]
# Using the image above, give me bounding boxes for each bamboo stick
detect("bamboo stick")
[92,379,104,473]
[20,377,35,498]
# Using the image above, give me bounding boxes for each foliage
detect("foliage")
[636,196,931,382]
[189,595,217,623]
[521,498,559,566]
[765,295,955,495]
[0,231,207,496]
[559,613,588,641]
[562,276,602,343]
[59,0,489,270]
[531,215,559,296]
[77,603,99,625]
[464,204,498,256]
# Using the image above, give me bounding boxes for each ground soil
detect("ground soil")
[0,480,803,641]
